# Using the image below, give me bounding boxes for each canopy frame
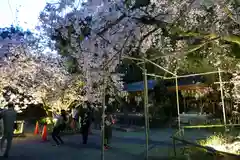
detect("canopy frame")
[99,55,227,160]
[122,56,227,160]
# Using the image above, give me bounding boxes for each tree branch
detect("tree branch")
[103,31,132,69]
[136,27,161,54]
[97,13,127,36]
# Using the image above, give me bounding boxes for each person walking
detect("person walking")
[0,102,17,158]
[52,110,67,146]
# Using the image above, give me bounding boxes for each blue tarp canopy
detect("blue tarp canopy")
[124,76,206,92]
[164,75,206,86]
[123,80,157,92]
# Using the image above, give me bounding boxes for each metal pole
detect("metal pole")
[164,70,226,80]
[175,75,181,131]
[101,72,106,160]
[143,60,149,160]
[145,73,166,79]
[214,80,240,84]
[143,57,176,76]
[218,68,227,130]
[173,138,176,157]
[122,56,144,61]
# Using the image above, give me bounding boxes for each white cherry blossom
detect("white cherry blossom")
[38,0,239,102]
[0,44,83,112]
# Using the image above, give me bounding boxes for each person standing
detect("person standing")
[52,110,67,146]
[80,102,91,144]
[104,112,113,150]
[93,105,101,130]
[88,103,95,134]
[71,105,79,131]
[0,103,17,158]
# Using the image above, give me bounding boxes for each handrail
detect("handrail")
[183,124,240,129]
[171,135,240,158]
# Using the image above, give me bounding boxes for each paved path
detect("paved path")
[5,128,211,160]
[9,134,144,160]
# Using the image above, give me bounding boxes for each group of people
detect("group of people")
[51,101,114,150]
[0,101,115,158]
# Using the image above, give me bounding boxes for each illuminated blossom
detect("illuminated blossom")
[38,0,239,102]
[0,45,83,112]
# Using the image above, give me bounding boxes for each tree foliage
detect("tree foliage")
[0,25,32,40]
[0,44,83,113]
[37,0,240,105]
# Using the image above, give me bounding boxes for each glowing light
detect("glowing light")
[0,44,84,112]
[200,134,240,155]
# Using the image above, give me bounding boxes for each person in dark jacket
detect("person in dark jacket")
[104,112,113,150]
[80,102,92,144]
[0,103,17,158]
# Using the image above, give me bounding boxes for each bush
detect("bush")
[39,117,55,125]
[172,133,240,160]
[198,134,240,155]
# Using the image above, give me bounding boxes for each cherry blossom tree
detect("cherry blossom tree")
[38,0,240,104]
[0,44,83,113]
[38,0,179,102]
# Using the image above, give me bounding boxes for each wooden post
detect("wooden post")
[183,98,186,112]
[175,76,181,131]
[101,72,106,160]
[173,138,176,157]
[143,60,149,160]
[218,68,227,131]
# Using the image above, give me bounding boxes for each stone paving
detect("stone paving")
[3,128,211,160]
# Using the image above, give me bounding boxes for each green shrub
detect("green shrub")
[39,117,55,125]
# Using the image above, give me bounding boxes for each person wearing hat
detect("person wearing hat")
[0,102,17,158]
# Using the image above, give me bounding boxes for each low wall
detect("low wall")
[115,113,169,128]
